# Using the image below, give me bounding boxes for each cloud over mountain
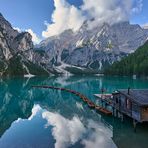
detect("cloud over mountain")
[42,0,143,38]
[13,27,41,44]
[26,29,41,44]
[42,0,85,38]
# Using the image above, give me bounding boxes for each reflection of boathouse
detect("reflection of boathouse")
[113,89,148,123]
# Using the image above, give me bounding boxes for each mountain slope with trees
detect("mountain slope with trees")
[104,41,148,76]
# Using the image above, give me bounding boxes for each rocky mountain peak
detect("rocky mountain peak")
[0,13,49,76]
[35,20,148,74]
[0,13,18,34]
[12,32,33,52]
[0,13,19,47]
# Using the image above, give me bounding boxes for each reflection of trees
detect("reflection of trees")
[0,76,148,148]
[0,77,34,137]
[0,76,104,138]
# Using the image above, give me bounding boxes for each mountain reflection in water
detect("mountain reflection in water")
[0,76,148,148]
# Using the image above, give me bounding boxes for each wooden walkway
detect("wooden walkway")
[94,94,113,105]
[32,85,112,115]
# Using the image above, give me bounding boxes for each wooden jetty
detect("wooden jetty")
[32,85,112,115]
[94,89,148,131]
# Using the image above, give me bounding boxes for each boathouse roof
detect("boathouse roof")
[117,89,148,106]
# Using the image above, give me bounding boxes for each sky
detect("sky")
[0,0,148,44]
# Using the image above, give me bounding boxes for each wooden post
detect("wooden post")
[115,109,118,117]
[105,102,107,108]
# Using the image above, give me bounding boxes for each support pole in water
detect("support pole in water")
[115,109,118,117]
[105,102,107,108]
[112,107,115,117]
[121,113,124,122]
[133,119,137,133]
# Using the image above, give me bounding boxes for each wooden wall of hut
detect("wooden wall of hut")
[141,107,148,121]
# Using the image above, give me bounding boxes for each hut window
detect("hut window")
[126,98,132,109]
[143,107,148,112]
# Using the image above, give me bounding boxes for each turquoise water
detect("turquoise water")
[0,76,148,148]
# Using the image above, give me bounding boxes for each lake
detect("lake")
[0,76,148,148]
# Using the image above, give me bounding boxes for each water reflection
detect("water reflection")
[0,76,148,148]
[43,111,85,148]
[43,110,116,148]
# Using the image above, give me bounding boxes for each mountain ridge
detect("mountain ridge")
[36,20,148,74]
[0,12,148,76]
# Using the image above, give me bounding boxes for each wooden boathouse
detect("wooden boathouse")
[113,89,148,123]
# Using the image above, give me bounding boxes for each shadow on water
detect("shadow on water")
[0,76,148,148]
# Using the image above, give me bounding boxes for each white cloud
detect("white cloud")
[42,111,116,148]
[13,27,41,44]
[26,29,41,44]
[132,0,143,13]
[142,23,148,29]
[42,0,143,38]
[81,0,132,29]
[42,112,85,148]
[42,0,86,38]
[13,27,22,33]
[28,104,41,120]
[81,120,116,148]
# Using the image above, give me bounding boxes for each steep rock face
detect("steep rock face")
[37,21,148,74]
[12,32,33,52]
[0,13,48,76]
[0,13,18,45]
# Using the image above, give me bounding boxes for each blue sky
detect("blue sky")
[131,0,148,24]
[0,0,82,37]
[0,0,147,43]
